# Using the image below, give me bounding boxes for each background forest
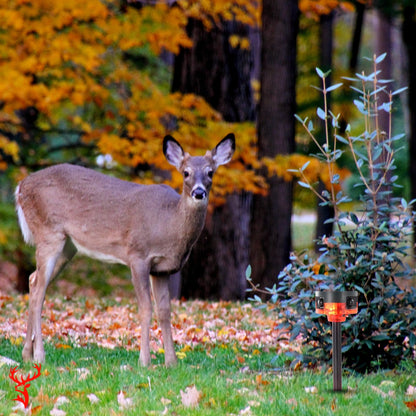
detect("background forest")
[0,0,415,300]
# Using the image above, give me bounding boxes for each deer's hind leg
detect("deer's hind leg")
[23,237,76,362]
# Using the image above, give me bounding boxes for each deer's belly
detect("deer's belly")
[150,251,190,277]
[72,238,127,265]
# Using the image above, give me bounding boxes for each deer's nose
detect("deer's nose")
[191,186,207,200]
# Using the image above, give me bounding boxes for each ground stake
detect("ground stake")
[315,290,358,392]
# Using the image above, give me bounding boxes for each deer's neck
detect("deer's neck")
[177,195,208,244]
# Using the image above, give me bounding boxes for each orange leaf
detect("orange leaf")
[256,374,270,386]
[55,343,72,350]
[405,400,416,411]
[31,405,43,415]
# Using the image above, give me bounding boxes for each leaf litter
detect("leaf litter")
[0,291,288,354]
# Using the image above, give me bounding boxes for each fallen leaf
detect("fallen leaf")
[117,390,133,410]
[32,405,43,415]
[239,406,253,416]
[87,393,100,404]
[255,374,270,386]
[180,385,201,408]
[161,397,172,406]
[55,343,72,350]
[286,398,297,408]
[305,386,318,394]
[55,396,70,407]
[405,400,416,411]
[50,408,66,416]
[371,385,395,398]
[0,355,19,367]
[76,367,90,380]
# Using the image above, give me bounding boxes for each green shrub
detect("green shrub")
[249,54,416,372]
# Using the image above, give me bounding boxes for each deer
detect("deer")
[15,133,235,367]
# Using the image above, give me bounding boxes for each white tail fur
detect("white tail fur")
[15,185,35,245]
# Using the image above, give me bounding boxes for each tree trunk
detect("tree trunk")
[402,6,416,253]
[349,2,366,72]
[172,18,255,122]
[250,0,298,295]
[173,18,256,300]
[374,8,393,137]
[373,7,393,214]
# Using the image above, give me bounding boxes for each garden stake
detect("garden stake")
[315,290,358,392]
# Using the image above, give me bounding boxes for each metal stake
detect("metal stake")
[332,321,342,391]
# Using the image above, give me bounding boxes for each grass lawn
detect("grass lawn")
[0,292,415,415]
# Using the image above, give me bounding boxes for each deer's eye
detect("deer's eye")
[184,170,190,178]
[207,170,213,179]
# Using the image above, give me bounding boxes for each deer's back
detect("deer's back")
[17,164,181,254]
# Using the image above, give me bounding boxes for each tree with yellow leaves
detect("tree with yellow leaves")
[0,0,265,201]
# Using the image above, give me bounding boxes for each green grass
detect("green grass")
[0,338,414,415]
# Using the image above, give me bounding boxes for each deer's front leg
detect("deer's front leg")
[131,261,152,367]
[151,275,177,367]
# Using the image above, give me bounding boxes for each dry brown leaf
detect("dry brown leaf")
[160,397,172,406]
[371,385,395,399]
[180,385,201,408]
[117,391,133,410]
[87,393,100,404]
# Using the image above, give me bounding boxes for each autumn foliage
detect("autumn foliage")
[0,0,350,202]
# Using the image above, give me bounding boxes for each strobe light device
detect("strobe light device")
[315,290,358,391]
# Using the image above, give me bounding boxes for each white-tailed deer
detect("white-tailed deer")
[15,134,235,367]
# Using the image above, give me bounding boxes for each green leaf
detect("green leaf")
[392,86,408,96]
[316,67,325,78]
[350,213,359,224]
[354,99,367,114]
[326,82,343,92]
[375,52,387,63]
[294,114,304,123]
[245,264,252,280]
[298,181,310,189]
[371,334,390,341]
[317,107,326,120]
[301,161,310,172]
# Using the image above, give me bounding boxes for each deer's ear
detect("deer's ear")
[163,135,184,169]
[212,133,235,167]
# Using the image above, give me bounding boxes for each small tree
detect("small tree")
[249,54,416,372]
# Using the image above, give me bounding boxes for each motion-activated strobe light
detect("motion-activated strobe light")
[315,290,358,392]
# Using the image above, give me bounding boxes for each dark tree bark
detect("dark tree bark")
[172,18,256,300]
[374,8,393,137]
[249,0,299,295]
[402,6,416,252]
[349,2,366,72]
[172,18,255,122]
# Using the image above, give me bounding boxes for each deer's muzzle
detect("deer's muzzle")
[191,187,207,200]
